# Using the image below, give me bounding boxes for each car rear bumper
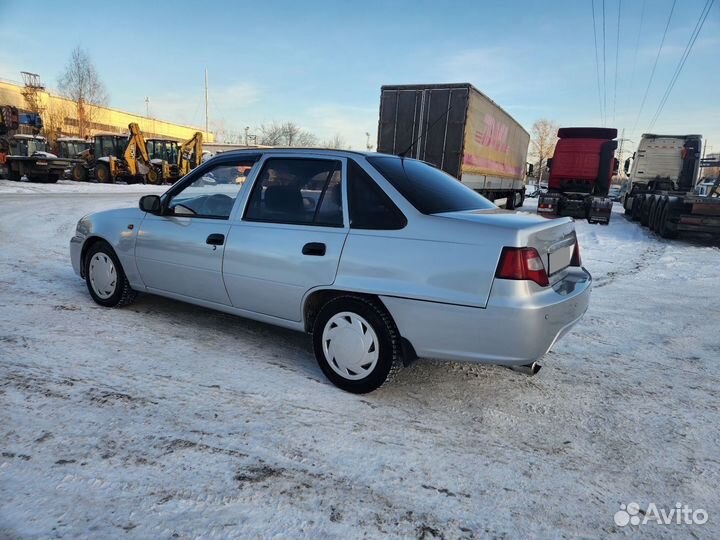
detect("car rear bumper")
[380,267,592,365]
[70,235,83,276]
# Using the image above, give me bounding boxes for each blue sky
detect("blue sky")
[1,0,718,153]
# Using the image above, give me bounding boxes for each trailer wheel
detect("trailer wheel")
[505,192,516,210]
[631,197,642,221]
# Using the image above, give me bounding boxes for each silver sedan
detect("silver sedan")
[70,149,591,393]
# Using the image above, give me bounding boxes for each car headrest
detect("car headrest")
[265,185,303,214]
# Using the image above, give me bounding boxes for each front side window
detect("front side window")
[244,158,343,227]
[366,156,496,214]
[167,159,258,219]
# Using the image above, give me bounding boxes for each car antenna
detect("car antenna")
[398,103,454,158]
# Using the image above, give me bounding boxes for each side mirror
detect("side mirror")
[624,157,631,174]
[139,194,161,214]
[527,163,534,175]
[546,158,553,170]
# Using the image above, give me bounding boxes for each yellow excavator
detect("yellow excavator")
[72,122,159,184]
[178,131,203,177]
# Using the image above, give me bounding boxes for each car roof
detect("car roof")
[211,147,403,160]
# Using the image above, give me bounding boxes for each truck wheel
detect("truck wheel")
[640,197,652,226]
[648,199,659,230]
[505,192,516,210]
[9,169,21,182]
[71,164,87,182]
[312,295,402,394]
[631,198,642,221]
[658,205,678,239]
[95,162,112,184]
[46,174,59,184]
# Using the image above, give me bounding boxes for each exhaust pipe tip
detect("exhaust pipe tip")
[508,362,542,376]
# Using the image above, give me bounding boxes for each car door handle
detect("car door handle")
[302,242,326,256]
[206,233,225,246]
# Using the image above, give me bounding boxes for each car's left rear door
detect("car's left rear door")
[134,155,260,305]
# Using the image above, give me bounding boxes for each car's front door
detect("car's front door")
[135,155,260,305]
[222,155,348,321]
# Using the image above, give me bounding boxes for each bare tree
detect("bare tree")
[57,47,108,138]
[322,134,347,149]
[258,121,317,147]
[530,119,559,184]
[42,100,72,149]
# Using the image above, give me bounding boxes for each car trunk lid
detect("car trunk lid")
[435,209,577,284]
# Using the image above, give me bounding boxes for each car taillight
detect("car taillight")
[495,247,549,287]
[570,237,582,266]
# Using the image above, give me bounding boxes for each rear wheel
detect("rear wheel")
[84,242,137,307]
[95,162,112,184]
[658,205,678,239]
[648,199,659,230]
[640,197,652,226]
[312,296,402,393]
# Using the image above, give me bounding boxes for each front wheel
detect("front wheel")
[313,296,402,393]
[85,242,137,307]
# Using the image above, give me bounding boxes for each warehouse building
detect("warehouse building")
[0,78,214,143]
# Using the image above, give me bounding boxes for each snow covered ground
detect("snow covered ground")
[1,186,719,539]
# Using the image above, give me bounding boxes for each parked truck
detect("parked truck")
[0,106,71,183]
[538,127,618,224]
[377,83,530,209]
[622,133,720,238]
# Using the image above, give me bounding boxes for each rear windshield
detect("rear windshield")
[366,156,496,214]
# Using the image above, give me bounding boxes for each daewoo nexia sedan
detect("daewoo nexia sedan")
[70,149,591,393]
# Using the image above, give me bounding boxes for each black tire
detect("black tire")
[505,192,516,210]
[648,199,659,230]
[9,169,21,182]
[71,164,87,182]
[312,295,402,393]
[95,162,112,184]
[84,241,137,308]
[640,197,652,226]
[631,197,642,221]
[652,200,665,232]
[658,205,678,239]
[46,174,59,184]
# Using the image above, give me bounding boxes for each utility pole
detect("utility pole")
[365,132,373,151]
[145,97,149,118]
[204,69,209,136]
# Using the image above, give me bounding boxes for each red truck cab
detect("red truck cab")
[539,127,618,224]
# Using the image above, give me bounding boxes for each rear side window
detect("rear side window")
[348,159,406,230]
[366,156,495,214]
[244,158,343,226]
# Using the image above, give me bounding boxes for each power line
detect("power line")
[628,0,647,91]
[630,0,676,135]
[613,0,622,125]
[602,0,607,126]
[591,0,605,126]
[648,0,715,131]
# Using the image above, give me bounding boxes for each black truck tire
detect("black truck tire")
[658,204,678,239]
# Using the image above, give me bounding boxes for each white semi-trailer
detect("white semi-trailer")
[377,83,530,209]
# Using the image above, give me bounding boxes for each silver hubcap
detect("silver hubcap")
[89,253,117,299]
[322,312,379,380]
